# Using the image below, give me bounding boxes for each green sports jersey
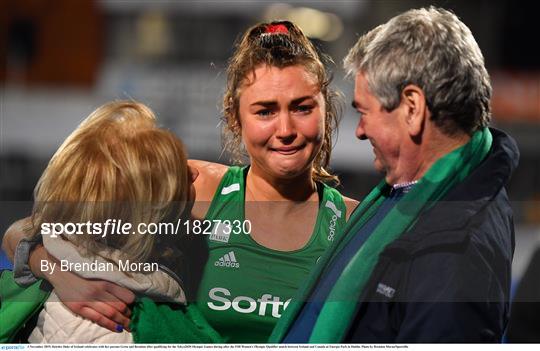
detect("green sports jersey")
[195,166,347,343]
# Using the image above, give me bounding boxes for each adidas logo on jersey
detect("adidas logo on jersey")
[214,251,240,268]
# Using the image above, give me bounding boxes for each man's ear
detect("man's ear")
[401,84,428,137]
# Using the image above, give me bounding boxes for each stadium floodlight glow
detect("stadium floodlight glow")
[263,4,344,42]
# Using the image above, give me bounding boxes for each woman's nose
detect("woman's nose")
[276,112,297,141]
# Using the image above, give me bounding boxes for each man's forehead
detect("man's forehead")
[354,72,375,98]
[353,73,367,104]
[352,71,385,111]
[354,71,369,90]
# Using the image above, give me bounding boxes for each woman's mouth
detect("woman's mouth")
[271,145,304,155]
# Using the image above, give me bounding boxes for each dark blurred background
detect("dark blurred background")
[1,0,539,319]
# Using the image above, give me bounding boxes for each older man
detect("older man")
[270,7,519,343]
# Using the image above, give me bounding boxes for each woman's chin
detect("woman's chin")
[271,162,311,180]
[252,152,314,181]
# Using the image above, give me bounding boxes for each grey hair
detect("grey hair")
[344,7,491,136]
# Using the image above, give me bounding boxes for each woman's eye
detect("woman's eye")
[294,105,314,114]
[256,109,273,117]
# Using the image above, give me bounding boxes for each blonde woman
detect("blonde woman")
[9,101,197,343]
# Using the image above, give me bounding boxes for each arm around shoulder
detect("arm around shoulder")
[2,217,34,261]
[2,217,52,284]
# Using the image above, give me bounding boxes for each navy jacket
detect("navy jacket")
[345,128,519,343]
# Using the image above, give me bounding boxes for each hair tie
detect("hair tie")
[265,24,289,34]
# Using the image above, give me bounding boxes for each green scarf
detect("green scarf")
[0,270,50,342]
[0,273,222,343]
[269,128,492,343]
[131,298,223,343]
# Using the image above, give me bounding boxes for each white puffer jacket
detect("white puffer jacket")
[28,235,186,344]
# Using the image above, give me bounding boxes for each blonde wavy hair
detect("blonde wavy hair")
[29,101,189,263]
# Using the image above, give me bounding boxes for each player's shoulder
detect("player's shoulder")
[189,160,228,200]
[342,196,359,221]
[321,185,359,221]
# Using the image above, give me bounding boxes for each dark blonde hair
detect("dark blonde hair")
[30,101,190,262]
[223,20,341,184]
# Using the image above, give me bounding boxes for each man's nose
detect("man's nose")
[355,118,367,140]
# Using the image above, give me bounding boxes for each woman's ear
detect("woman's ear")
[401,84,428,137]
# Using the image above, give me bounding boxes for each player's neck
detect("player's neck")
[246,166,317,202]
